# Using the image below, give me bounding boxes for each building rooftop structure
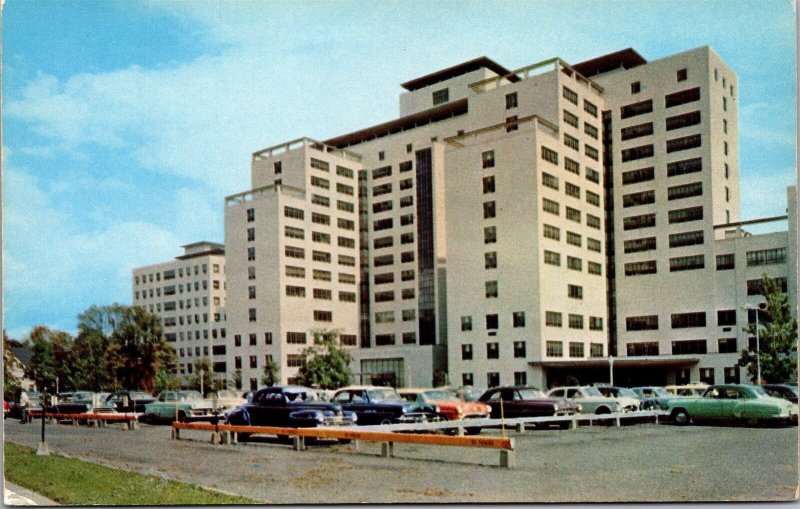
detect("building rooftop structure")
[571,48,647,77]
[400,56,518,91]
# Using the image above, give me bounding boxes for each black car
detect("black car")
[225,385,356,439]
[332,386,432,425]
[101,390,156,413]
[762,384,799,404]
[479,386,581,428]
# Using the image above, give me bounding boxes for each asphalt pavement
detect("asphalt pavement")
[3,418,798,503]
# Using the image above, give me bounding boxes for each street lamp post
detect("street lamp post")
[742,304,765,384]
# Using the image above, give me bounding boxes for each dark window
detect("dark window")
[677,68,687,81]
[746,248,787,266]
[668,182,703,200]
[506,115,518,132]
[665,87,700,108]
[666,111,701,131]
[623,190,655,208]
[630,81,641,94]
[620,122,653,141]
[622,167,655,185]
[666,134,701,153]
[668,206,703,224]
[671,312,706,328]
[487,372,500,388]
[623,213,656,230]
[717,310,736,326]
[620,99,653,119]
[624,237,657,253]
[486,314,498,330]
[432,88,449,105]
[562,86,578,104]
[621,144,654,162]
[672,340,707,355]
[718,338,737,353]
[513,312,526,328]
[624,260,657,276]
[667,157,702,177]
[670,255,705,272]
[513,341,526,358]
[505,92,518,109]
[461,344,473,360]
[487,343,499,359]
[626,315,658,331]
[669,230,704,248]
[716,254,735,270]
[627,342,659,356]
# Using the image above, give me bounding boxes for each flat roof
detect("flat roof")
[324,98,469,149]
[400,56,518,91]
[572,48,647,77]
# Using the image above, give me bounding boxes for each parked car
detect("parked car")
[398,388,492,421]
[332,385,433,425]
[52,391,99,414]
[666,384,799,426]
[455,386,487,402]
[665,383,709,396]
[479,386,581,428]
[97,390,155,413]
[142,390,214,423]
[545,386,623,415]
[594,386,642,412]
[631,386,682,411]
[225,385,356,440]
[9,390,41,419]
[3,400,9,418]
[209,390,248,413]
[761,384,799,404]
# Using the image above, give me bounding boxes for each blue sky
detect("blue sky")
[3,0,797,340]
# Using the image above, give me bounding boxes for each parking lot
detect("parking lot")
[4,418,797,503]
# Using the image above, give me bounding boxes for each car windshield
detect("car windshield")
[751,386,769,397]
[178,391,203,401]
[367,389,402,402]
[616,388,637,397]
[130,392,151,400]
[651,387,671,397]
[424,390,458,401]
[518,389,546,399]
[582,387,604,397]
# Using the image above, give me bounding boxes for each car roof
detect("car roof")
[336,385,396,391]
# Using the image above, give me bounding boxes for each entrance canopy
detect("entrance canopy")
[531,356,700,388]
[532,356,700,369]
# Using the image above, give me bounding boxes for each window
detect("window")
[626,315,658,331]
[513,340,526,357]
[717,309,736,326]
[248,285,256,299]
[627,342,659,357]
[589,316,603,331]
[669,230,704,248]
[337,200,354,213]
[372,183,392,196]
[546,341,563,357]
[248,266,256,280]
[586,191,600,206]
[677,68,687,81]
[487,372,500,388]
[562,86,578,104]
[590,343,604,357]
[567,256,582,271]
[622,144,654,162]
[373,218,393,231]
[666,134,701,153]
[624,237,656,253]
[513,312,526,328]
[313,269,331,281]
[246,208,255,222]
[621,122,654,140]
[665,87,700,108]
[312,250,331,263]
[544,250,561,266]
[545,311,562,327]
[584,123,598,139]
[568,314,584,329]
[287,354,305,367]
[668,206,703,224]
[310,158,330,172]
[620,99,653,119]
[461,316,473,331]
[285,226,305,239]
[287,332,307,344]
[462,373,474,386]
[623,190,655,208]
[399,160,412,173]
[485,251,497,269]
[542,198,559,216]
[567,284,583,300]
[716,253,735,270]
[564,157,580,175]
[666,111,701,131]
[286,285,306,297]
[337,183,354,195]
[670,255,705,272]
[487,343,499,359]
[311,194,330,207]
[667,157,702,177]
[718,338,737,353]
[248,308,257,322]
[484,226,497,244]
[285,265,305,278]
[400,232,414,244]
[399,178,413,191]
[375,334,395,346]
[746,248,786,266]
[565,182,580,199]
[247,228,255,241]
[312,212,330,225]
[565,207,581,222]
[339,291,356,302]
[374,272,394,285]
[482,150,495,168]
[486,314,498,330]
[461,344,473,360]
[584,100,597,117]
[483,176,495,194]
[485,280,498,298]
[563,110,579,128]
[622,167,655,185]
[541,146,559,165]
[505,92,518,109]
[672,340,707,355]
[505,115,518,132]
[671,312,706,328]
[483,201,496,219]
[543,224,560,240]
[372,200,392,214]
[622,214,656,230]
[285,246,305,259]
[432,88,449,105]
[338,273,356,284]
[668,182,703,200]
[310,175,329,189]
[631,81,641,94]
[338,218,355,230]
[624,260,657,276]
[588,261,602,275]
[399,195,413,208]
[374,291,395,302]
[542,172,559,190]
[585,145,599,161]
[337,165,354,178]
[585,168,600,184]
[375,311,394,323]
[569,342,585,358]
[264,332,273,345]
[372,166,392,180]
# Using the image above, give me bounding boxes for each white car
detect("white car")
[545,386,623,414]
[594,386,642,412]
[208,390,247,413]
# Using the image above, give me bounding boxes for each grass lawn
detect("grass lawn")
[4,441,257,505]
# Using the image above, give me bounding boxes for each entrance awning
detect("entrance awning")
[530,356,700,369]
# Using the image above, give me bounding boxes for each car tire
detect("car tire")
[177,411,187,423]
[595,406,610,415]
[465,427,482,435]
[337,439,352,444]
[672,408,690,426]
[745,416,759,427]
[559,422,571,430]
[380,419,392,425]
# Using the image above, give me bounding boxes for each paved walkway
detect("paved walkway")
[4,481,59,506]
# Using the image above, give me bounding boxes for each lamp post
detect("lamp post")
[742,304,765,384]
[609,356,614,386]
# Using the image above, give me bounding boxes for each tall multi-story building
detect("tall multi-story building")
[133,46,797,390]
[132,241,227,384]
[224,139,362,390]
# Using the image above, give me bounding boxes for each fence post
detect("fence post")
[293,436,305,451]
[515,422,525,434]
[381,442,394,457]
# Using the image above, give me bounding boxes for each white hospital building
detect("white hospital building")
[133,46,797,390]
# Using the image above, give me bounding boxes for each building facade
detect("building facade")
[132,242,227,384]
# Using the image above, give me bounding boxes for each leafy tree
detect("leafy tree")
[4,331,21,400]
[113,305,175,392]
[261,357,279,386]
[24,326,76,393]
[231,369,242,390]
[738,274,798,384]
[154,369,180,393]
[188,359,219,396]
[73,305,124,391]
[294,330,353,390]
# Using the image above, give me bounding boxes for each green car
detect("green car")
[142,390,214,423]
[667,384,799,426]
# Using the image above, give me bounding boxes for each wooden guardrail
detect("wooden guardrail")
[27,410,140,429]
[171,421,516,468]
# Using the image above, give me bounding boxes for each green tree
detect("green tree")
[188,359,219,396]
[4,331,21,401]
[73,305,124,391]
[738,274,799,383]
[153,369,180,393]
[294,330,353,390]
[24,326,76,393]
[261,357,279,386]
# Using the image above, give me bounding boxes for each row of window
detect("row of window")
[542,250,603,275]
[629,67,690,97]
[460,372,530,388]
[620,111,701,142]
[541,174,602,208]
[135,263,221,285]
[545,340,604,358]
[283,285,357,302]
[561,85,598,118]
[373,232,414,250]
[165,327,226,343]
[626,337,755,357]
[135,279,222,300]
[562,109,599,139]
[620,87,700,120]
[461,341,527,360]
[622,206,703,231]
[372,195,414,213]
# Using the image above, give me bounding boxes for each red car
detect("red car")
[398,388,491,421]
[3,400,10,418]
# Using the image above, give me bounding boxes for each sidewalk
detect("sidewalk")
[4,481,59,506]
